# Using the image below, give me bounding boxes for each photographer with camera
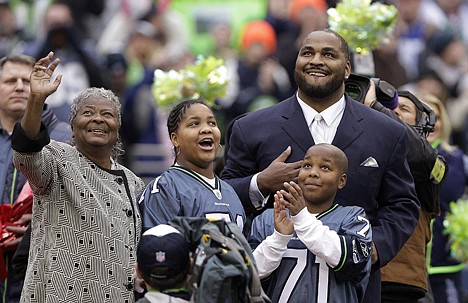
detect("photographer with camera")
[356,77,446,303]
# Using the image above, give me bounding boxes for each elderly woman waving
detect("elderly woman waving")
[11,52,145,303]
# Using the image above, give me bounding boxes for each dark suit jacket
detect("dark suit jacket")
[221,95,420,302]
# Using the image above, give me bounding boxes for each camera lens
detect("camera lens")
[345,83,363,101]
[345,73,371,102]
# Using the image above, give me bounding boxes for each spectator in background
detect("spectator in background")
[418,29,468,150]
[275,0,329,91]
[423,0,468,47]
[4,0,50,41]
[94,0,153,57]
[0,53,71,303]
[208,20,237,65]
[207,20,239,113]
[121,2,193,181]
[0,2,21,58]
[105,53,129,103]
[142,2,191,72]
[264,0,296,38]
[402,72,450,107]
[18,2,108,122]
[204,19,240,144]
[125,20,160,86]
[120,20,174,181]
[372,36,409,90]
[54,0,105,42]
[120,59,173,182]
[418,29,468,101]
[225,20,292,127]
[389,0,437,82]
[122,1,191,85]
[289,0,328,24]
[422,92,468,303]
[104,52,135,169]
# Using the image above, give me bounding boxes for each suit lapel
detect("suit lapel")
[333,97,364,150]
[280,95,364,152]
[281,97,314,153]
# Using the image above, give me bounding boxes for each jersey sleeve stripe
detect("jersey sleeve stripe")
[334,235,347,271]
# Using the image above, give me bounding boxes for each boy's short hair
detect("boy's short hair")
[310,143,348,174]
[137,224,190,289]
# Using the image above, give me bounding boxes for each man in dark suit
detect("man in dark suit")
[221,28,420,303]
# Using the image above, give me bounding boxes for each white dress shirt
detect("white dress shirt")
[297,94,346,144]
[249,94,346,209]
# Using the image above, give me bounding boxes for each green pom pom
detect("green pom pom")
[152,56,229,112]
[328,0,398,55]
[443,199,468,262]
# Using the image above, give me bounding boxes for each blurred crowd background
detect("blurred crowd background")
[1,0,468,183]
[2,0,468,300]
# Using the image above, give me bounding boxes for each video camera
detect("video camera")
[345,73,436,138]
[398,90,436,138]
[345,73,396,103]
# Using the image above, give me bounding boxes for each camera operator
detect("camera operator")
[360,80,446,303]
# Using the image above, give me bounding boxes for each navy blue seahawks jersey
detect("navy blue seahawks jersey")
[138,166,246,231]
[250,204,372,303]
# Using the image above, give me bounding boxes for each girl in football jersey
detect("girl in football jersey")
[138,99,246,232]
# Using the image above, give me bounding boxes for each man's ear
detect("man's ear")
[345,61,351,79]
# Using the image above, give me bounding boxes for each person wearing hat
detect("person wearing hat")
[136,224,192,303]
[363,83,445,303]
[224,19,292,129]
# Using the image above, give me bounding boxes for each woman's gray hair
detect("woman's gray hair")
[69,87,124,160]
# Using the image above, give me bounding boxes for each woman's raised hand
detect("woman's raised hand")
[30,51,62,99]
[21,51,63,138]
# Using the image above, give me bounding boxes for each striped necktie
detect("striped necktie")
[311,114,326,143]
